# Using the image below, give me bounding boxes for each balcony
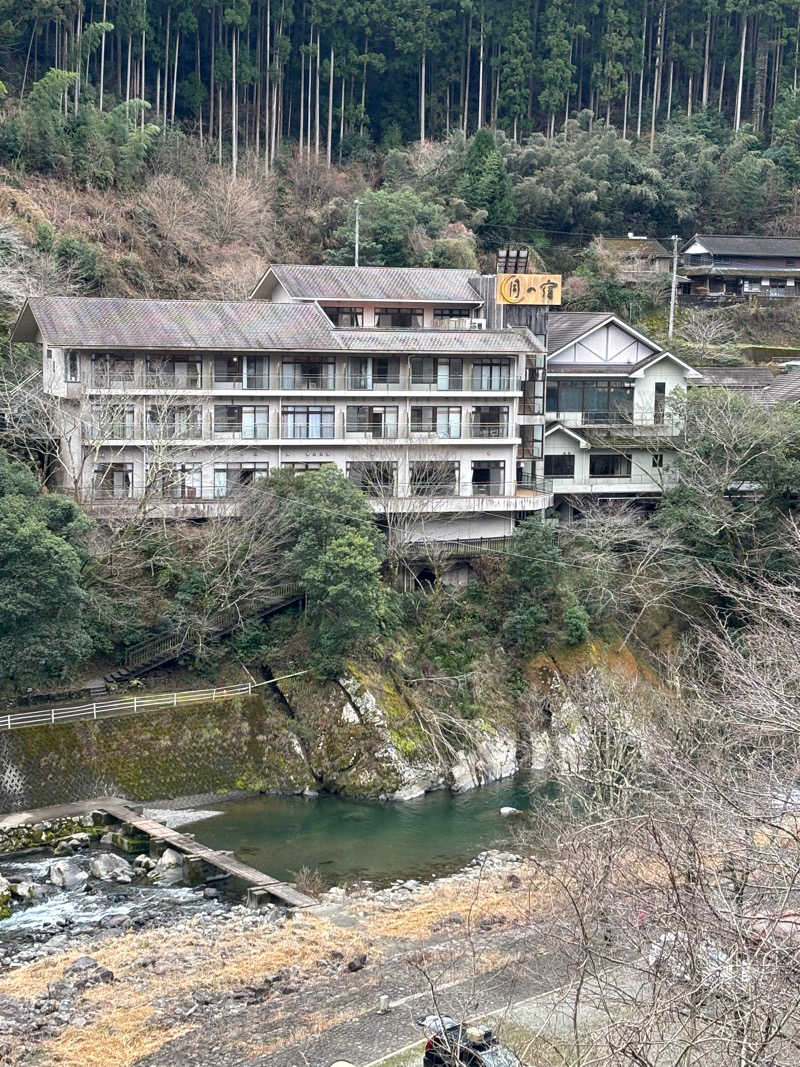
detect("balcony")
[212,422,269,440]
[213,374,270,390]
[469,420,510,439]
[344,420,401,440]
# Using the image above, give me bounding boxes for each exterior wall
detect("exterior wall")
[544,427,678,496]
[549,323,657,366]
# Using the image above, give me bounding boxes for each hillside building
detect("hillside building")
[680,235,800,301]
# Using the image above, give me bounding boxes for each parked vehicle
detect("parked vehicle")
[417,1015,523,1067]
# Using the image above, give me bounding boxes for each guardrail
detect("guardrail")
[1,671,310,732]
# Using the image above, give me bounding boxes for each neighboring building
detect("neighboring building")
[692,366,775,397]
[762,366,800,406]
[596,234,674,284]
[680,235,800,301]
[542,311,701,516]
[12,266,550,540]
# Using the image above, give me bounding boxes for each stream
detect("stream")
[183,772,549,887]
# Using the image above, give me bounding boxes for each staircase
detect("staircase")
[104,584,303,686]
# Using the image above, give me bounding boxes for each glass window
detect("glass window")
[214,356,243,384]
[589,453,632,478]
[558,381,584,412]
[65,351,80,382]
[471,361,511,390]
[347,461,397,493]
[345,406,399,438]
[93,463,133,498]
[281,462,335,473]
[471,460,505,496]
[375,307,423,328]
[323,306,363,327]
[213,462,269,497]
[281,359,335,389]
[544,454,575,478]
[410,358,463,389]
[162,464,202,499]
[410,461,459,496]
[281,405,335,439]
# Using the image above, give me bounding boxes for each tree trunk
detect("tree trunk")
[463,13,472,133]
[209,5,216,144]
[264,0,270,170]
[299,40,305,154]
[172,30,180,126]
[420,49,426,141]
[752,19,769,131]
[327,44,334,165]
[718,55,726,112]
[232,27,238,177]
[339,76,345,163]
[477,12,484,129]
[315,29,321,158]
[99,0,107,110]
[702,8,711,107]
[650,1,665,150]
[687,30,693,118]
[360,35,368,137]
[126,34,132,121]
[163,6,170,130]
[734,15,746,131]
[307,23,313,157]
[637,9,647,138]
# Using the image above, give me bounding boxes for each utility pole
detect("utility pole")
[354,199,361,267]
[668,234,679,339]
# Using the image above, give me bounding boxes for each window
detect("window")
[433,308,471,326]
[654,382,666,424]
[652,453,664,468]
[213,355,267,387]
[147,358,202,389]
[410,461,459,496]
[546,380,634,423]
[410,406,461,437]
[161,463,202,499]
[589,453,632,478]
[213,463,269,497]
[410,357,463,390]
[91,354,134,387]
[346,357,400,389]
[281,405,335,439]
[281,359,335,389]
[149,406,202,438]
[65,351,80,382]
[93,463,133,499]
[471,460,505,496]
[347,461,397,494]
[345,405,399,438]
[93,404,136,439]
[544,454,575,478]
[213,404,269,438]
[281,461,335,473]
[375,307,423,328]
[471,406,509,437]
[323,306,363,327]
[471,360,512,390]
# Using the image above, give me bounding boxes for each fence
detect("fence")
[1,671,309,733]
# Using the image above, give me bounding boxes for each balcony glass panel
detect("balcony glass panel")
[410,461,459,496]
[471,407,509,437]
[281,406,335,439]
[93,463,133,498]
[471,361,512,391]
[213,405,269,438]
[281,360,335,390]
[472,460,505,496]
[345,406,399,438]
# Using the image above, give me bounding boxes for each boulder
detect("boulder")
[152,848,184,884]
[89,854,134,882]
[49,859,88,891]
[11,882,37,900]
[64,956,98,976]
[132,854,156,872]
[499,806,522,817]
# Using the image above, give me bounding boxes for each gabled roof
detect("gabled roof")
[600,237,670,257]
[544,423,590,448]
[694,366,775,390]
[762,367,800,405]
[684,234,800,258]
[12,297,338,351]
[334,327,541,354]
[547,311,661,358]
[251,264,483,304]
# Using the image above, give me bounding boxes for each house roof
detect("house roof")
[334,327,541,354]
[251,264,484,304]
[694,366,775,390]
[682,267,800,278]
[601,237,670,257]
[547,351,701,379]
[684,234,800,258]
[763,367,800,405]
[12,297,339,350]
[547,312,618,355]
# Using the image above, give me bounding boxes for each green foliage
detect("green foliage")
[325,187,447,266]
[0,451,93,690]
[563,603,590,646]
[53,234,104,290]
[458,129,515,228]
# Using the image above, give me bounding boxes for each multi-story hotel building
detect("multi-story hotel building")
[12,264,551,540]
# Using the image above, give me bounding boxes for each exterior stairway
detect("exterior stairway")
[104,583,303,687]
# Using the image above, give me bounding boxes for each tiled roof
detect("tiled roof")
[256,264,483,303]
[547,312,617,355]
[601,237,670,256]
[686,234,800,258]
[763,367,800,405]
[695,366,775,390]
[335,327,541,354]
[13,297,338,350]
[547,363,640,376]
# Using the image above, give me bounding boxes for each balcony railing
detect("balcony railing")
[470,420,510,438]
[212,374,270,389]
[344,421,401,439]
[145,374,203,390]
[212,421,269,439]
[88,370,522,394]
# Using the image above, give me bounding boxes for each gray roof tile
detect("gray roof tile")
[258,264,483,303]
[685,234,800,258]
[763,367,800,404]
[335,327,540,354]
[547,312,617,355]
[13,297,338,350]
[695,366,775,390]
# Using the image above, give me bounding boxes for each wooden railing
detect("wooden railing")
[123,583,302,669]
[1,671,309,732]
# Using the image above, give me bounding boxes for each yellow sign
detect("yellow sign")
[496,273,562,306]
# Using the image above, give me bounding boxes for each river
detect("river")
[183,772,549,887]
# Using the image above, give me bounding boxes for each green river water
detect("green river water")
[183,773,549,887]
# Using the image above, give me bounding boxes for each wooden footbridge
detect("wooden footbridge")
[0,797,317,910]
